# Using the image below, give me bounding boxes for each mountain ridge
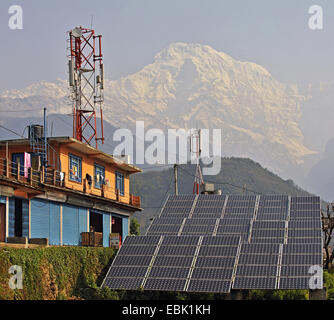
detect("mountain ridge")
[0,42,319,184]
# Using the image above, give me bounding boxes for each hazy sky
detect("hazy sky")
[0,0,333,91]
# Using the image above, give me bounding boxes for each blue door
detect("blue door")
[62,205,79,245]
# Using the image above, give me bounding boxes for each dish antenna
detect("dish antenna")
[71,27,83,38]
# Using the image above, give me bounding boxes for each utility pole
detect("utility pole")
[174,164,178,195]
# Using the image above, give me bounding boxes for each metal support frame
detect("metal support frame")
[68,26,105,148]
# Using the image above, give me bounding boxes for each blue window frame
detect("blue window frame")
[115,172,124,196]
[69,154,82,183]
[12,153,24,176]
[94,163,105,189]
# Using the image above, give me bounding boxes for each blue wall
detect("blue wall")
[62,204,80,246]
[49,203,61,245]
[103,214,110,247]
[8,197,14,237]
[122,216,129,241]
[30,199,61,245]
[5,196,130,247]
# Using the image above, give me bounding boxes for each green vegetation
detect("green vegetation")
[0,246,115,300]
[130,218,141,236]
[131,158,315,232]
[0,245,331,300]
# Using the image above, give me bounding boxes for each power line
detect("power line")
[177,165,263,195]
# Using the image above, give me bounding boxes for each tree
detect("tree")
[130,218,140,236]
[323,205,334,269]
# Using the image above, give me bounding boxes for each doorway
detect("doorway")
[0,204,5,242]
[112,216,122,235]
[89,211,103,233]
[14,198,23,237]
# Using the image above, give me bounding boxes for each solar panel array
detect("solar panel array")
[103,194,323,293]
[103,235,241,293]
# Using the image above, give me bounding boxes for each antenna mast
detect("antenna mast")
[68,26,105,148]
[190,129,204,194]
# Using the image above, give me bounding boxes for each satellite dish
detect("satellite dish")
[72,27,82,38]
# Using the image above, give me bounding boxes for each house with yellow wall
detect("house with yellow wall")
[0,135,142,247]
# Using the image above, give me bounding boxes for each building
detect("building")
[0,134,142,247]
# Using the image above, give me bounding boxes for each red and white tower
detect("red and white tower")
[68,26,105,148]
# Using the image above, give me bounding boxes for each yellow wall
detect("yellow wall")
[58,144,130,203]
[0,142,132,205]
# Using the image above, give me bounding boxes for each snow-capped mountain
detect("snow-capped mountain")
[0,42,317,183]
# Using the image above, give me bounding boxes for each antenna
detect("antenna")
[67,26,105,148]
[190,129,204,194]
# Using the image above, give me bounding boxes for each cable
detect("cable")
[177,165,263,195]
[0,108,41,113]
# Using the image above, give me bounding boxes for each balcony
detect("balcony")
[0,157,141,208]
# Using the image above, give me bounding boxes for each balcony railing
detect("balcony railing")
[0,156,141,208]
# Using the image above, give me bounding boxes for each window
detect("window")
[94,163,105,189]
[115,172,124,196]
[12,153,24,176]
[69,154,82,183]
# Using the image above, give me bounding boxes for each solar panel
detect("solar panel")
[191,267,234,280]
[288,229,322,238]
[104,277,144,290]
[123,235,161,246]
[118,245,157,256]
[147,225,180,234]
[220,218,252,226]
[281,254,322,265]
[278,277,312,290]
[250,237,285,244]
[252,221,286,229]
[168,195,197,201]
[144,278,186,291]
[151,217,185,225]
[153,256,194,267]
[217,225,250,234]
[238,254,279,265]
[236,265,277,277]
[291,196,320,204]
[181,225,215,234]
[287,237,322,244]
[113,255,153,266]
[251,229,285,238]
[233,277,277,290]
[280,265,322,277]
[161,207,192,214]
[185,218,218,226]
[257,207,287,214]
[195,257,236,268]
[103,195,323,293]
[107,266,148,278]
[187,280,231,293]
[149,267,190,279]
[240,243,280,254]
[283,244,322,254]
[198,246,239,257]
[288,220,321,229]
[224,207,255,214]
[158,245,197,256]
[193,207,223,214]
[162,236,200,246]
[256,214,287,221]
[164,200,194,208]
[201,236,241,246]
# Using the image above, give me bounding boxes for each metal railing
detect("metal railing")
[0,156,141,208]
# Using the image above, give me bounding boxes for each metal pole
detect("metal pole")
[174,164,178,195]
[44,108,48,168]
